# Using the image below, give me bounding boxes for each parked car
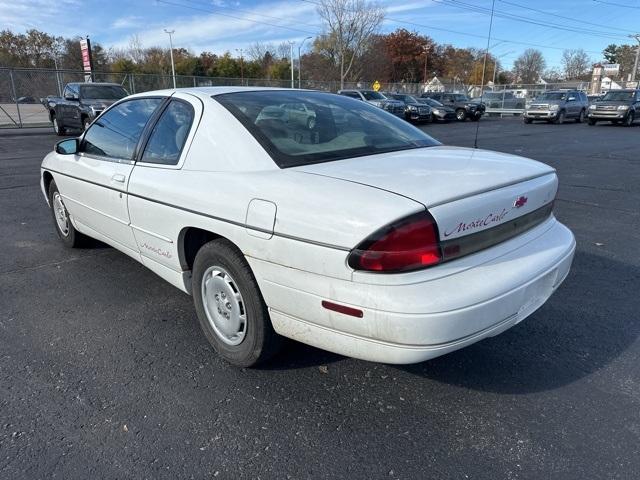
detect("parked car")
[337,89,405,117]
[587,89,640,126]
[523,90,589,124]
[471,92,525,110]
[17,96,39,104]
[41,87,575,367]
[46,82,129,135]
[421,98,457,122]
[421,92,485,121]
[386,93,432,123]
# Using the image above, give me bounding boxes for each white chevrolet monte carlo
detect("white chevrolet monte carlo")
[41,87,575,367]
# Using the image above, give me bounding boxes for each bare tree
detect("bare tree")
[561,49,591,80]
[247,42,275,62]
[128,34,145,64]
[513,49,546,84]
[317,0,385,88]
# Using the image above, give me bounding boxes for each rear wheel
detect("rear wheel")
[52,114,66,136]
[576,109,585,123]
[48,180,87,248]
[455,109,466,121]
[192,239,282,367]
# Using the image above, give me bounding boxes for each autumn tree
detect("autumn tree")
[317,0,385,88]
[384,29,431,83]
[513,49,546,84]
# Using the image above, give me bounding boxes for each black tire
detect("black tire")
[455,109,466,121]
[524,117,533,124]
[192,239,281,367]
[624,111,635,127]
[52,114,66,136]
[576,109,585,123]
[48,180,86,248]
[82,116,91,131]
[553,110,565,124]
[588,119,597,126]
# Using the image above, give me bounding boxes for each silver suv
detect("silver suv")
[337,89,405,117]
[524,90,589,124]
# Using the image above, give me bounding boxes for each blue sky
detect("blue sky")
[1,0,638,70]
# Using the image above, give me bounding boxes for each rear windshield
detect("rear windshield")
[601,91,634,101]
[215,90,439,168]
[81,85,128,100]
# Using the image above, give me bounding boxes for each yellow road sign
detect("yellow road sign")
[372,80,381,92]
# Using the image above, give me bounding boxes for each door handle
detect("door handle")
[111,174,126,183]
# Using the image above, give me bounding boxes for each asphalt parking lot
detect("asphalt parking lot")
[1,117,639,479]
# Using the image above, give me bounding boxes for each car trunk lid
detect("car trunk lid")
[295,146,557,241]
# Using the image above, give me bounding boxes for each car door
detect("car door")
[127,93,201,272]
[64,84,82,128]
[53,96,165,258]
[566,92,579,117]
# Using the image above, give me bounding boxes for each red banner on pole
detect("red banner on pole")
[80,38,93,82]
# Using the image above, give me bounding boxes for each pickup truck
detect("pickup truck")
[45,82,129,135]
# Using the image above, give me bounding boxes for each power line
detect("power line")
[435,0,628,40]
[593,0,640,9]
[299,0,604,54]
[156,0,319,36]
[498,0,638,35]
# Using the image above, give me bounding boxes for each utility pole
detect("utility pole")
[298,36,312,89]
[164,29,176,89]
[289,41,295,88]
[631,34,640,84]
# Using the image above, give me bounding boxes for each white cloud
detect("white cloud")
[111,15,143,29]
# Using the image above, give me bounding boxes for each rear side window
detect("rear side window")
[140,100,194,165]
[83,98,163,161]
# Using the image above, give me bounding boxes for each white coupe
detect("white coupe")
[41,87,575,367]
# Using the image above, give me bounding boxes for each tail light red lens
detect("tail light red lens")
[348,211,442,273]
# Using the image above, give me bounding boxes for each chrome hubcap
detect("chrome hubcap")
[201,266,246,346]
[52,192,69,236]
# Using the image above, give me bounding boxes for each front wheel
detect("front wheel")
[553,110,565,124]
[82,116,91,131]
[455,109,466,121]
[624,112,635,127]
[576,110,585,123]
[192,239,282,367]
[524,117,533,124]
[52,114,66,136]
[588,119,597,126]
[48,180,87,248]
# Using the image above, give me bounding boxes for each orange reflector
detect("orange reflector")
[321,300,363,318]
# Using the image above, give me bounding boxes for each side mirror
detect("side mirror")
[55,138,79,155]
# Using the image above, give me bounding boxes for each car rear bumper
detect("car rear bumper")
[249,217,575,364]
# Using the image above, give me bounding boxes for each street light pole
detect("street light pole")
[289,41,295,88]
[236,48,244,84]
[298,36,312,89]
[164,29,176,89]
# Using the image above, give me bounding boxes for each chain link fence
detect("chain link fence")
[3,67,635,128]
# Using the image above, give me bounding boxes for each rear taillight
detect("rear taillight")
[348,211,442,273]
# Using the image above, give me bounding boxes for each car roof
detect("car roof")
[134,86,319,99]
[69,82,123,87]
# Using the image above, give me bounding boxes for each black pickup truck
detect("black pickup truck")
[45,82,128,135]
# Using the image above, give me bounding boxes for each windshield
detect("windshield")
[601,91,634,101]
[215,90,440,168]
[81,85,128,100]
[536,92,568,101]
[454,94,470,101]
[424,98,443,107]
[361,90,386,101]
